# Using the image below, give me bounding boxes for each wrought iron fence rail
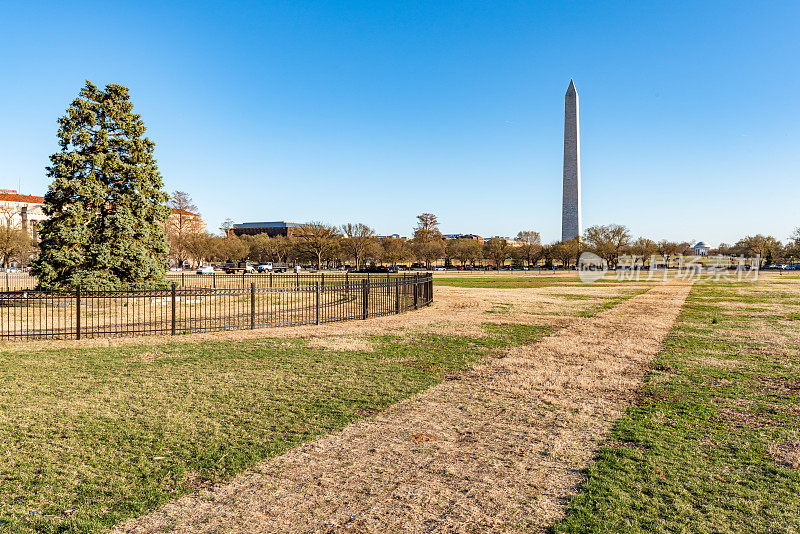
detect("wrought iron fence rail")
[0,274,433,340]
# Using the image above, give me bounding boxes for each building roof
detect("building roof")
[693,241,710,248]
[0,192,200,217]
[0,192,45,204]
[234,221,300,229]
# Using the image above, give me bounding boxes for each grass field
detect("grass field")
[0,272,648,532]
[2,271,797,532]
[0,320,553,532]
[555,276,800,532]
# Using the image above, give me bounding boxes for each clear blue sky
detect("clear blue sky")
[1,1,798,246]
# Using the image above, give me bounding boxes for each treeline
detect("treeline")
[170,214,452,269]
[559,225,800,269]
[169,217,800,270]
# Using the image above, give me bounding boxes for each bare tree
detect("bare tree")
[790,228,800,247]
[657,240,681,267]
[363,239,384,266]
[246,233,273,263]
[411,213,444,268]
[630,237,658,267]
[552,238,580,268]
[182,232,213,266]
[734,234,782,267]
[219,218,235,237]
[166,191,204,266]
[583,224,631,267]
[341,223,376,269]
[0,207,37,268]
[514,231,543,267]
[412,213,441,241]
[483,238,510,269]
[447,238,482,267]
[295,222,341,268]
[381,237,410,267]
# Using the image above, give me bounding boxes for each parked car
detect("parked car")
[294,265,303,272]
[358,266,389,273]
[256,263,273,272]
[434,267,446,271]
[197,265,214,275]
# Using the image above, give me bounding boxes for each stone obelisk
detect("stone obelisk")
[561,79,582,242]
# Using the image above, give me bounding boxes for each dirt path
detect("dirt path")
[116,281,690,533]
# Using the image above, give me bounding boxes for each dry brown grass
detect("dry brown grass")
[115,281,691,533]
[1,284,643,353]
[306,336,377,352]
[769,440,800,470]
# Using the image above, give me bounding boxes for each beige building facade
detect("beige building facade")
[0,189,202,240]
[0,190,48,239]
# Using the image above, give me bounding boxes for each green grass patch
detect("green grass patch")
[553,280,800,533]
[0,323,552,533]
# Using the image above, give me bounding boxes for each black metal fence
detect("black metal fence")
[0,273,433,340]
[1,271,427,291]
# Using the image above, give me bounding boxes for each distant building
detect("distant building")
[484,236,523,247]
[692,241,711,256]
[443,233,485,244]
[0,189,201,240]
[0,191,48,239]
[377,234,408,241]
[231,221,301,238]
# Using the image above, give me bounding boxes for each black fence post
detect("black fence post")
[181,272,185,287]
[250,282,256,329]
[362,278,368,320]
[213,271,217,289]
[428,277,432,305]
[321,272,325,294]
[242,271,246,288]
[426,276,430,305]
[171,283,177,335]
[395,278,400,314]
[296,272,299,290]
[345,271,349,298]
[315,282,321,325]
[75,287,81,340]
[413,274,419,310]
[269,272,273,288]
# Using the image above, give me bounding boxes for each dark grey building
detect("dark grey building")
[232,221,301,237]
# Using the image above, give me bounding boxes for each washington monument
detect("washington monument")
[562,79,582,242]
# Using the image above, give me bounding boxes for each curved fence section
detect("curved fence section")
[0,273,433,340]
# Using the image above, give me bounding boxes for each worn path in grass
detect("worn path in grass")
[117,281,691,533]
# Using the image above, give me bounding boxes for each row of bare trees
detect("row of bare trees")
[574,225,800,268]
[168,203,800,270]
[10,187,797,270]
[169,214,448,269]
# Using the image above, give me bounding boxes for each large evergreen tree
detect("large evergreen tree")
[32,81,170,290]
